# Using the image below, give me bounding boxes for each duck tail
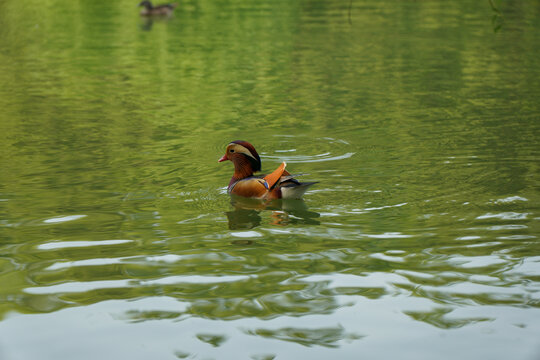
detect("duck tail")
[280,181,318,199]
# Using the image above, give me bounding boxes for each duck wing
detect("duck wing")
[229,177,268,198]
[263,162,287,189]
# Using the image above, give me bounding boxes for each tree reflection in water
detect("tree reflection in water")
[243,325,364,348]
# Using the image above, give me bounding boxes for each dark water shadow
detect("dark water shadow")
[139,15,175,31]
[488,0,504,32]
[225,195,320,230]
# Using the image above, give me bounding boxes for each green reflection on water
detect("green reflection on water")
[0,0,540,358]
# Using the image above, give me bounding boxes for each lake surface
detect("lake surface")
[1,0,539,359]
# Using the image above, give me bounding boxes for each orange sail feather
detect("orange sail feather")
[263,161,287,189]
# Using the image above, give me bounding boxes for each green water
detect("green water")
[1,0,539,359]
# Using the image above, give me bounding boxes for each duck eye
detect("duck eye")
[229,149,235,153]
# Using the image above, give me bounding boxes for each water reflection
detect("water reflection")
[139,17,155,31]
[1,0,539,357]
[139,16,173,31]
[404,308,492,329]
[226,196,320,230]
[244,325,364,348]
[195,333,228,347]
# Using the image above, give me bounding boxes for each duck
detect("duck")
[218,140,317,200]
[138,1,178,16]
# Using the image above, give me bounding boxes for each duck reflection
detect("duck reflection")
[226,195,320,230]
[139,17,155,31]
[139,15,174,31]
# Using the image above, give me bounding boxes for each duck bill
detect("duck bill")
[218,154,228,162]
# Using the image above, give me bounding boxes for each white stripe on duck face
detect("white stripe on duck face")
[228,143,258,161]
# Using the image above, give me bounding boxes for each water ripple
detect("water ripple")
[42,214,87,224]
[261,136,354,164]
[476,212,529,220]
[37,239,134,250]
[24,275,253,294]
[263,152,355,163]
[45,257,127,271]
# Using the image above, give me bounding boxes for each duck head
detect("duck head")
[138,1,153,9]
[218,140,261,180]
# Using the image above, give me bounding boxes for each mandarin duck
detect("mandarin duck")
[218,141,317,200]
[138,1,178,16]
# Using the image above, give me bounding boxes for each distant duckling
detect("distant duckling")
[138,1,178,16]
